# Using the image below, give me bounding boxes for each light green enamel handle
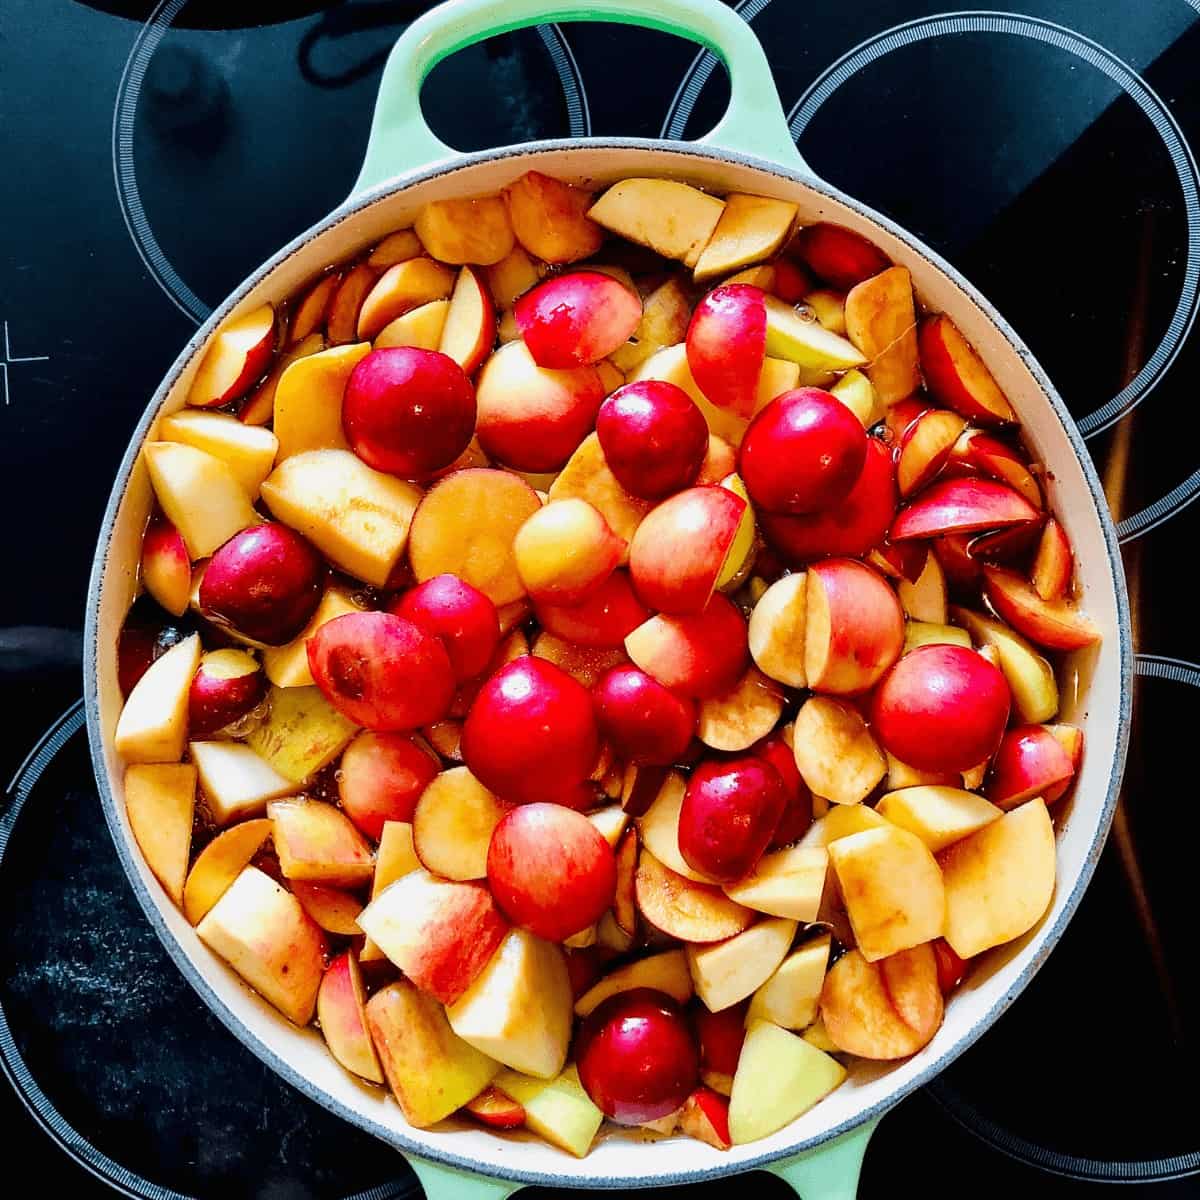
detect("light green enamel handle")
[352,0,807,198]
[407,1120,878,1198]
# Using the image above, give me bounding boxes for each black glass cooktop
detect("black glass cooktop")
[3,0,1200,1196]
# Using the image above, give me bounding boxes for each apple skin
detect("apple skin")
[871,644,1011,773]
[896,409,966,498]
[982,566,1101,651]
[679,756,786,883]
[199,523,325,646]
[515,271,642,368]
[308,610,455,730]
[188,648,266,739]
[487,803,617,941]
[918,314,1016,424]
[751,731,814,848]
[188,304,276,408]
[761,436,896,563]
[793,224,891,291]
[692,1000,748,1092]
[891,477,1040,542]
[534,570,651,650]
[933,939,969,993]
[389,573,500,681]
[947,430,1042,509]
[576,989,700,1124]
[596,381,709,500]
[462,656,600,805]
[1032,518,1072,602]
[740,388,867,515]
[338,730,440,840]
[771,258,813,303]
[593,664,696,766]
[142,515,191,617]
[685,284,767,418]
[805,557,904,695]
[986,724,1075,810]
[629,486,747,615]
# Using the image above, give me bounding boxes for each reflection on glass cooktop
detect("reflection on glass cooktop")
[2,0,1200,1196]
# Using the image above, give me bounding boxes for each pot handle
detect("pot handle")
[405,1120,878,1198]
[351,0,808,198]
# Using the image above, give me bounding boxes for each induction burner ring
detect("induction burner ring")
[662,7,1200,445]
[0,701,411,1200]
[112,0,589,325]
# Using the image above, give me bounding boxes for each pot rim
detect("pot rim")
[84,135,1134,1189]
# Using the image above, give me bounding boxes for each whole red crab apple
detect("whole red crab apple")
[576,989,700,1124]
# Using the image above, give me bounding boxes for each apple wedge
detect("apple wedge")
[636,770,711,882]
[844,266,919,405]
[190,740,299,825]
[876,786,1002,852]
[728,1020,846,1144]
[358,868,509,1005]
[240,331,324,426]
[375,299,451,350]
[197,866,326,1025]
[244,685,358,784]
[879,943,944,1044]
[183,818,271,925]
[367,229,423,268]
[158,409,279,498]
[635,848,754,943]
[746,933,830,1030]
[987,724,1075,810]
[891,478,1040,541]
[895,409,965,498]
[412,766,507,881]
[1043,723,1084,803]
[688,917,797,1012]
[589,179,725,268]
[829,368,879,427]
[763,295,865,371]
[439,265,497,375]
[919,314,1016,424]
[983,566,1101,651]
[144,442,258,560]
[366,979,500,1127]
[624,594,749,699]
[609,277,692,374]
[291,883,363,935]
[415,195,514,266]
[503,171,605,265]
[261,585,361,689]
[940,798,1056,958]
[114,633,201,764]
[261,448,423,587]
[124,763,195,907]
[356,257,456,340]
[791,696,886,806]
[950,429,1042,509]
[723,844,827,922]
[693,193,798,282]
[951,605,1059,723]
[574,948,693,1017]
[587,805,630,850]
[896,549,947,625]
[289,274,340,343]
[748,572,808,688]
[318,950,383,1083]
[903,620,970,654]
[829,825,946,960]
[820,948,934,1059]
[547,432,651,556]
[273,343,371,460]
[485,245,542,309]
[612,825,638,934]
[697,665,785,753]
[798,802,889,850]
[327,264,378,346]
[492,1065,604,1157]
[678,1086,731,1150]
[187,303,275,408]
[269,798,374,887]
[1033,517,1073,601]
[360,819,421,964]
[465,1086,527,1130]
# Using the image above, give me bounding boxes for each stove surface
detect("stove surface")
[3,1,1200,1196]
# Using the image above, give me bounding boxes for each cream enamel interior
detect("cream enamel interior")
[87,143,1128,1188]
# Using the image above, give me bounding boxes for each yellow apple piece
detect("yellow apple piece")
[485,244,542,309]
[609,277,691,374]
[183,818,271,925]
[547,432,651,558]
[532,632,627,691]
[503,171,604,265]
[574,948,692,1018]
[876,785,1002,853]
[374,298,451,350]
[635,848,753,943]
[791,695,886,806]
[697,665,784,753]
[802,1018,839,1054]
[261,585,361,688]
[415,194,514,266]
[723,845,827,922]
[763,295,866,371]
[124,763,195,907]
[798,802,889,850]
[240,331,324,426]
[357,257,456,340]
[158,409,279,498]
[903,621,972,654]
[898,550,947,625]
[366,979,500,1127]
[268,797,374,888]
[245,685,358,783]
[273,342,371,461]
[820,947,938,1059]
[114,633,201,764]
[829,825,946,961]
[583,807,627,852]
[637,770,712,883]
[748,572,808,688]
[885,750,958,791]
[190,739,299,826]
[728,1019,846,1144]
[360,819,420,964]
[144,442,258,560]
[368,229,423,268]
[288,882,363,936]
[688,917,797,1012]
[951,606,1059,723]
[493,1065,603,1157]
[631,343,739,445]
[830,368,880,427]
[807,290,848,335]
[589,178,725,267]
[879,943,944,1042]
[447,928,573,1078]
[261,448,422,587]
[412,766,507,881]
[844,266,919,405]
[693,193,798,282]
[747,933,830,1030]
[318,949,383,1083]
[940,798,1056,958]
[186,302,275,408]
[197,865,326,1025]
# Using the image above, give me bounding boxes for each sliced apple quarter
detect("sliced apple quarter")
[412,766,507,881]
[634,848,753,944]
[158,409,279,498]
[366,978,500,1128]
[375,299,451,351]
[636,770,712,882]
[574,948,693,1018]
[747,933,830,1030]
[951,605,1059,724]
[747,572,808,688]
[876,786,1002,853]
[318,950,383,1084]
[828,825,946,961]
[791,696,886,806]
[187,302,275,408]
[940,798,1056,958]
[447,928,573,1079]
[844,266,920,405]
[261,585,361,689]
[124,763,196,907]
[360,819,420,964]
[687,917,797,1013]
[763,295,865,371]
[728,1020,846,1145]
[196,865,326,1026]
[692,193,798,283]
[244,684,359,784]
[190,740,299,825]
[183,817,272,924]
[114,633,201,764]
[723,844,827,922]
[493,1065,603,1157]
[289,882,363,936]
[272,342,371,460]
[269,798,375,888]
[588,178,725,268]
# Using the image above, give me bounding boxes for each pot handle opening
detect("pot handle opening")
[351,0,808,198]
